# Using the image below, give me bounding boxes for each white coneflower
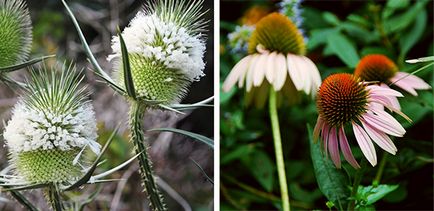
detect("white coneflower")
[108,0,207,104]
[223,12,321,107]
[0,0,32,67]
[3,64,100,184]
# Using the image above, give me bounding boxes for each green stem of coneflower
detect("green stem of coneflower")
[373,153,388,187]
[129,101,167,211]
[47,183,63,211]
[348,159,367,210]
[269,88,290,211]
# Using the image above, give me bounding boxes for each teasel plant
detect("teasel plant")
[0,0,54,87]
[61,0,214,210]
[0,63,143,211]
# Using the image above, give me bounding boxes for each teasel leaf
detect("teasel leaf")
[62,125,120,191]
[0,55,55,73]
[9,190,39,211]
[77,185,102,211]
[3,183,49,191]
[190,158,213,184]
[118,27,136,100]
[61,0,125,95]
[170,96,214,111]
[147,128,214,149]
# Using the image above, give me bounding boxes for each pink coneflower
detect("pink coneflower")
[314,73,408,168]
[223,12,320,107]
[355,54,431,97]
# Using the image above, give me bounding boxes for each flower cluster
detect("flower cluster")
[109,0,207,104]
[279,0,306,41]
[227,25,254,54]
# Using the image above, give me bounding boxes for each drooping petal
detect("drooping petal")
[302,55,322,95]
[273,53,287,91]
[286,54,304,91]
[391,72,431,90]
[390,79,418,96]
[321,122,330,156]
[313,116,324,141]
[253,53,269,86]
[352,122,377,166]
[265,52,277,83]
[362,112,405,137]
[361,120,397,155]
[338,127,360,168]
[367,85,403,97]
[294,55,311,94]
[222,55,251,92]
[380,84,401,110]
[246,55,259,92]
[328,127,341,168]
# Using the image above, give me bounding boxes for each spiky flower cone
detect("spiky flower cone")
[0,0,32,67]
[109,0,207,105]
[3,64,100,185]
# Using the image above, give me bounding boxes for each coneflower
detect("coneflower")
[314,73,408,168]
[355,54,431,97]
[223,12,320,107]
[0,0,32,67]
[2,64,99,200]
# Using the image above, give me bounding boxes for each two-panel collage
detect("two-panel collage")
[0,0,432,210]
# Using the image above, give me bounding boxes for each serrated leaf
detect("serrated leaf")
[399,9,427,57]
[327,32,360,68]
[118,28,136,100]
[308,124,350,210]
[0,55,55,73]
[147,128,214,149]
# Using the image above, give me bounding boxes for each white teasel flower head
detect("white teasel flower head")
[3,63,100,184]
[109,0,207,104]
[223,12,321,108]
[0,0,32,67]
[314,73,410,169]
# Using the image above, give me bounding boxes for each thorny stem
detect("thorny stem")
[129,101,167,211]
[47,183,63,211]
[269,89,290,211]
[348,159,367,210]
[373,153,388,187]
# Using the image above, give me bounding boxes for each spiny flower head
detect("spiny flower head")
[248,12,306,55]
[3,63,100,184]
[354,54,398,83]
[315,73,408,168]
[317,73,368,127]
[109,0,207,104]
[0,0,32,67]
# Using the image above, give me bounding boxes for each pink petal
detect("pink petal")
[361,120,397,155]
[391,79,418,96]
[338,127,360,168]
[362,112,405,137]
[380,84,401,110]
[328,127,341,168]
[352,122,377,166]
[367,85,403,97]
[222,55,251,92]
[265,52,277,83]
[313,116,324,141]
[273,53,287,91]
[370,94,400,111]
[392,72,431,89]
[321,122,330,156]
[253,53,268,86]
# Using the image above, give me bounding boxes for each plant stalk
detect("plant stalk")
[373,153,388,187]
[129,101,167,211]
[269,89,290,211]
[348,159,367,210]
[47,183,63,211]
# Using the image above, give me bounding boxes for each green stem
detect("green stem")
[373,153,388,187]
[129,101,167,211]
[269,89,290,211]
[348,159,367,210]
[47,183,63,211]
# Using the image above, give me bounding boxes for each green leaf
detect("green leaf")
[9,190,40,211]
[399,9,427,57]
[243,149,274,192]
[221,145,254,165]
[118,28,136,100]
[382,0,410,19]
[384,0,429,34]
[326,32,360,68]
[360,47,394,58]
[147,128,214,149]
[340,23,378,44]
[323,12,340,26]
[308,124,350,210]
[307,28,339,50]
[0,55,55,73]
[347,14,369,27]
[356,184,399,206]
